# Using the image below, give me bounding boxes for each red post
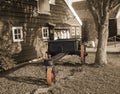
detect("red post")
[80,44,85,63]
[45,52,48,59]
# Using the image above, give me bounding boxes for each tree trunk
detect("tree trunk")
[95,18,109,65]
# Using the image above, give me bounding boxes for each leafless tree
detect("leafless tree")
[87,0,120,65]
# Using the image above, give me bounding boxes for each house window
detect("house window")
[71,27,75,35]
[49,0,55,5]
[37,0,50,15]
[12,27,23,42]
[76,27,80,35]
[42,27,49,40]
[54,29,70,40]
[66,30,70,38]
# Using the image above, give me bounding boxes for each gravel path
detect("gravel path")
[0,53,120,94]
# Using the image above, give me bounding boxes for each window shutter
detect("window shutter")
[37,0,50,15]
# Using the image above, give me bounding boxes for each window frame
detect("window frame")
[42,27,49,40]
[71,27,75,35]
[37,0,51,15]
[76,27,80,35]
[12,26,23,42]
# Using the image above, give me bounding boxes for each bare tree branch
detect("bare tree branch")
[110,3,120,12]
[109,0,120,12]
[87,0,101,32]
[85,0,119,65]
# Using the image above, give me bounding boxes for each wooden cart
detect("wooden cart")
[44,38,87,85]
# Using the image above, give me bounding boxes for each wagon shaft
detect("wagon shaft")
[52,53,68,62]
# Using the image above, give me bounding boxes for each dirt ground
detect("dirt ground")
[0,53,120,94]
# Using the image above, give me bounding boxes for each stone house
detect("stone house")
[0,0,82,62]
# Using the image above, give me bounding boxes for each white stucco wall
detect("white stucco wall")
[117,16,120,35]
[116,8,120,35]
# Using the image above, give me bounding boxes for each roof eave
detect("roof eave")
[64,0,82,26]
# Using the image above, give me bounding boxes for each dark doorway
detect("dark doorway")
[109,19,117,37]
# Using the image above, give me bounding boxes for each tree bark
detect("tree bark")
[87,0,120,65]
[95,17,109,65]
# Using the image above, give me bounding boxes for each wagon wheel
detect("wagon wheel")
[80,45,85,63]
[47,66,54,85]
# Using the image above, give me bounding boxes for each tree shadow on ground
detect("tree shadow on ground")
[0,61,44,77]
[83,63,104,68]
[5,76,47,86]
[55,62,82,67]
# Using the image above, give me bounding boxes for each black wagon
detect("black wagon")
[44,38,87,85]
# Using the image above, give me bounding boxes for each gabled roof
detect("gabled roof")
[64,0,82,26]
[65,17,80,26]
[72,1,92,19]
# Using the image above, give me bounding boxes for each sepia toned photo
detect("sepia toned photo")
[0,0,120,94]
